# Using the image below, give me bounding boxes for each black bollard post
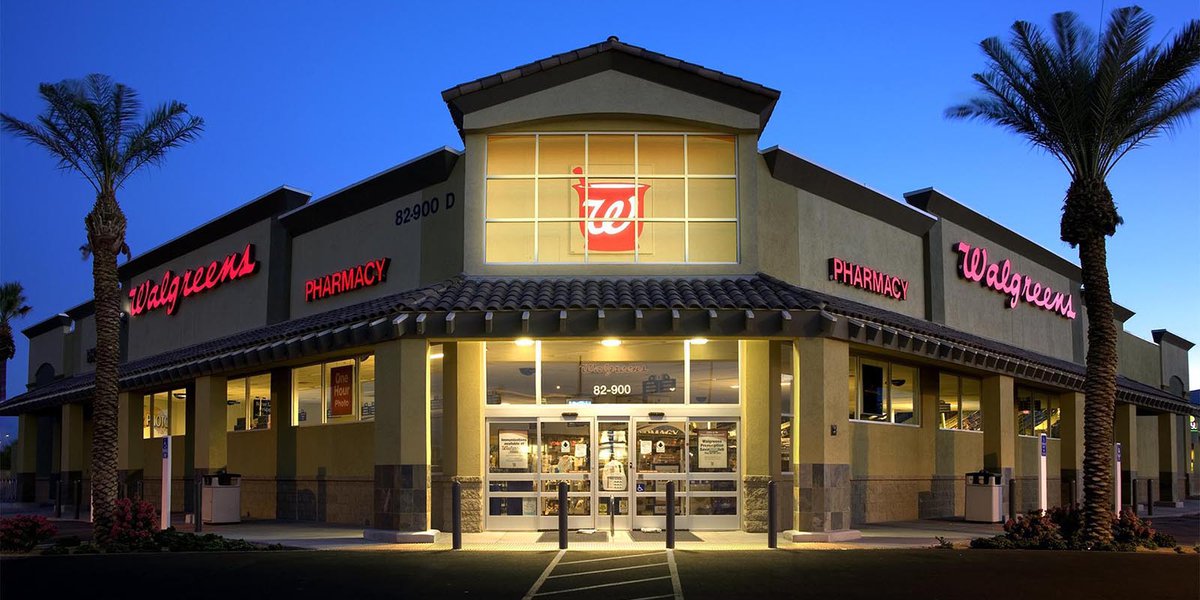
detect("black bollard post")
[1070,478,1077,507]
[666,481,676,549]
[1146,479,1153,516]
[558,482,568,550]
[1131,477,1138,516]
[136,479,143,501]
[1007,478,1016,521]
[767,480,778,549]
[73,479,81,520]
[194,473,204,533]
[452,480,463,550]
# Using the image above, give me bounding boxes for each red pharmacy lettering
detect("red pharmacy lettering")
[828,257,909,301]
[305,258,390,302]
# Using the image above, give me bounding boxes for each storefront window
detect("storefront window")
[541,340,685,404]
[938,373,982,431]
[292,355,375,427]
[849,356,920,425]
[485,133,738,264]
[226,374,272,432]
[489,421,537,474]
[1017,387,1059,438]
[143,388,186,439]
[430,345,443,473]
[486,340,536,405]
[780,342,794,473]
[688,421,737,473]
[689,340,737,404]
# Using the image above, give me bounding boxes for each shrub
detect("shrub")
[1047,504,1084,548]
[152,527,281,552]
[109,498,159,549]
[1151,531,1177,549]
[969,535,1014,549]
[1002,510,1066,550]
[1112,509,1158,549]
[40,545,70,556]
[0,515,58,553]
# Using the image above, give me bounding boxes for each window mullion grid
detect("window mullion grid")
[683,134,689,263]
[583,133,590,264]
[533,134,540,264]
[633,133,640,263]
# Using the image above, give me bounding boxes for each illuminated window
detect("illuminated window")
[938,373,982,431]
[848,356,920,425]
[1017,387,1059,438]
[226,374,272,432]
[780,341,794,473]
[142,388,186,439]
[483,339,741,405]
[485,133,738,264]
[291,355,376,427]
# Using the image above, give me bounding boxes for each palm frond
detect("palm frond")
[117,100,204,186]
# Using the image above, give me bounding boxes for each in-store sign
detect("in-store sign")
[953,242,1076,319]
[128,243,259,317]
[305,258,390,302]
[573,168,647,252]
[828,257,908,301]
[329,365,354,416]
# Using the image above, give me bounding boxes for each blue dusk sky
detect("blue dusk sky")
[1,1,1197,443]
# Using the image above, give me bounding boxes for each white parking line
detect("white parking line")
[557,551,666,565]
[533,576,674,596]
[666,549,684,600]
[546,561,669,578]
[521,550,565,600]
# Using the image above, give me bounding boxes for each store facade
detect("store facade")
[5,38,1197,542]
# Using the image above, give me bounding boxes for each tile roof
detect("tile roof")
[3,274,1192,416]
[441,36,781,104]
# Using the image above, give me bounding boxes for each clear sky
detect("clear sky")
[1,1,1197,443]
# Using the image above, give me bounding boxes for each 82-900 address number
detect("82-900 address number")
[395,193,455,226]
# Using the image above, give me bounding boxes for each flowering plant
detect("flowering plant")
[109,498,159,548]
[0,514,58,553]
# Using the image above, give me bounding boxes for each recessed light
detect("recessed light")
[514,338,534,347]
[689,337,708,345]
[429,352,444,360]
[600,338,621,347]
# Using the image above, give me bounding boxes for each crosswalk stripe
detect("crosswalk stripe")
[547,561,668,578]
[532,575,673,596]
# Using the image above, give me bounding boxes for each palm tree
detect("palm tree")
[948,7,1200,544]
[2,75,203,543]
[0,282,33,402]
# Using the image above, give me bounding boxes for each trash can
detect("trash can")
[964,470,1003,523]
[201,472,242,524]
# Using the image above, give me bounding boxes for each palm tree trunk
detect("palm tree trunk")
[1078,235,1118,545]
[1,356,8,403]
[86,190,127,545]
[1,322,11,402]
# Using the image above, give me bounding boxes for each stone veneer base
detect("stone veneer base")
[363,528,439,544]
[787,529,862,543]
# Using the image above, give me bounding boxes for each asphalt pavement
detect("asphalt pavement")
[3,548,1197,600]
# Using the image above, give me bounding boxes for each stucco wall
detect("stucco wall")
[25,328,66,384]
[1015,436,1062,511]
[931,220,1080,362]
[1118,331,1162,388]
[125,219,277,361]
[289,161,465,318]
[1136,416,1159,484]
[757,167,927,319]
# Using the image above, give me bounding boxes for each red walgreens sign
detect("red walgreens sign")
[828,257,908,301]
[128,243,258,317]
[953,241,1076,319]
[572,167,648,252]
[305,258,389,302]
[329,365,354,416]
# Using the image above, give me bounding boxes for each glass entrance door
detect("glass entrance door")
[538,417,595,530]
[597,420,631,531]
[632,420,688,530]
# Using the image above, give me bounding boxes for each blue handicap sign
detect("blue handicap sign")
[161,438,169,459]
[1039,434,1047,457]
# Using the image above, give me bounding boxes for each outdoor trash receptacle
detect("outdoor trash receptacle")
[202,472,242,524]
[964,470,1003,523]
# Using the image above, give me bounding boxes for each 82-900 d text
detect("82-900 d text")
[395,192,455,226]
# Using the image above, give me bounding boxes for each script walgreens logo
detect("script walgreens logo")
[572,167,647,252]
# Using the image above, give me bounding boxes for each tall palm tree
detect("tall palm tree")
[2,75,202,543]
[948,7,1200,544]
[0,282,33,402]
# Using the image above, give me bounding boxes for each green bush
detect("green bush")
[971,506,1174,552]
[0,515,58,553]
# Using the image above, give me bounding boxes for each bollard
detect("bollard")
[194,473,204,533]
[452,480,463,550]
[1007,478,1016,521]
[1070,478,1077,507]
[1146,479,1153,516]
[74,479,81,520]
[1131,477,1138,516]
[666,481,676,549]
[767,480,778,549]
[558,482,568,550]
[54,477,63,519]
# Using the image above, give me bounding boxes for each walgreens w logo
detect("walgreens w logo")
[572,167,648,252]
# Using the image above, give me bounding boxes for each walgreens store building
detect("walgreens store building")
[5,38,1197,542]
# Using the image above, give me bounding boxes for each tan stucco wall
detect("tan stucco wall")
[1118,331,1163,388]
